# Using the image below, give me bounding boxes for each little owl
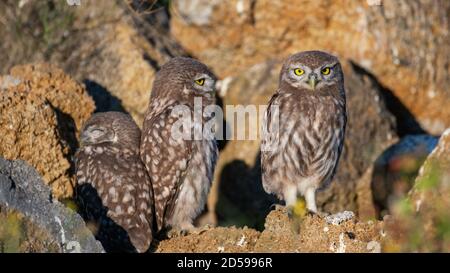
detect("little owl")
[75,112,153,252]
[140,57,218,235]
[261,51,347,215]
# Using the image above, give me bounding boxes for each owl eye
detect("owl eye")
[195,78,205,86]
[89,128,105,138]
[321,67,331,75]
[294,68,305,76]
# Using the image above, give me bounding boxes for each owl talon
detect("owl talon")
[271,204,286,211]
[307,210,328,218]
[167,229,183,238]
[180,229,189,236]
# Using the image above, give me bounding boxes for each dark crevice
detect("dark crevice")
[350,61,428,137]
[83,80,128,114]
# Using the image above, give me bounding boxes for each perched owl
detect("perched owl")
[75,112,153,252]
[140,57,218,235]
[261,51,347,214]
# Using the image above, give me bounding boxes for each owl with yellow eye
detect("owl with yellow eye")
[140,57,218,236]
[261,51,347,216]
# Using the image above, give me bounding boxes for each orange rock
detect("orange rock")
[0,64,95,198]
[171,0,450,134]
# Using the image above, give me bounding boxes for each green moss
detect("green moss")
[397,197,413,216]
[416,161,441,191]
[0,213,22,252]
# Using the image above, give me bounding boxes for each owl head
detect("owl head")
[80,112,141,150]
[150,57,217,103]
[279,51,344,94]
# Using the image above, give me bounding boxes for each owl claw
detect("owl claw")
[307,210,328,218]
[167,223,211,238]
[166,229,182,238]
[272,204,286,211]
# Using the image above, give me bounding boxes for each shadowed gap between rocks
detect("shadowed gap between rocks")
[83,80,128,114]
[49,104,78,183]
[350,61,428,137]
[216,154,277,231]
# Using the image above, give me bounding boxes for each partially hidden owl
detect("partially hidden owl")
[140,57,218,234]
[261,51,347,214]
[75,112,153,252]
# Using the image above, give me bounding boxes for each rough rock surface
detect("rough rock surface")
[0,64,94,198]
[157,208,384,253]
[172,0,450,134]
[0,157,104,253]
[385,128,450,252]
[204,60,397,228]
[371,134,439,217]
[0,208,60,253]
[0,0,186,126]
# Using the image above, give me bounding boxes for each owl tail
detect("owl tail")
[127,219,153,253]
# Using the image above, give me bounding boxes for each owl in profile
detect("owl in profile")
[75,112,153,252]
[140,57,218,235]
[261,51,347,215]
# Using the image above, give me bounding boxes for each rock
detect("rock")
[157,208,384,253]
[255,209,384,253]
[0,157,104,253]
[371,134,439,217]
[155,227,260,253]
[384,128,450,252]
[354,165,379,221]
[0,64,94,198]
[206,60,397,228]
[171,0,450,134]
[4,63,95,135]
[0,0,187,126]
[325,211,355,226]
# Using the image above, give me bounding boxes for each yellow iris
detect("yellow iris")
[195,78,205,86]
[321,67,331,75]
[294,68,304,76]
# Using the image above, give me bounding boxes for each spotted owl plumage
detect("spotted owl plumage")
[75,112,153,252]
[140,57,218,233]
[261,51,347,213]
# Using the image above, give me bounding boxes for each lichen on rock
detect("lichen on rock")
[0,157,103,253]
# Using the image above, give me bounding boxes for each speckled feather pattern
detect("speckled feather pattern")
[75,112,153,253]
[261,51,347,209]
[140,57,218,232]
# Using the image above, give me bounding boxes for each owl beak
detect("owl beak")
[79,134,88,146]
[308,74,319,90]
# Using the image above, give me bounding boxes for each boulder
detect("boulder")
[0,0,186,126]
[0,157,104,253]
[371,134,439,217]
[171,0,450,135]
[157,208,384,253]
[0,64,94,198]
[384,128,450,252]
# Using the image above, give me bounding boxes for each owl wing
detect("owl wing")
[261,91,281,156]
[75,149,152,252]
[111,152,153,252]
[74,149,104,222]
[141,102,193,231]
[260,91,285,194]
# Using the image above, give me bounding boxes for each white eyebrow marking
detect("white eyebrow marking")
[194,73,212,80]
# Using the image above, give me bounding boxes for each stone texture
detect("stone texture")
[384,128,450,252]
[172,0,450,135]
[371,134,439,217]
[204,60,397,228]
[0,157,104,253]
[0,0,186,126]
[157,208,384,253]
[0,63,94,198]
